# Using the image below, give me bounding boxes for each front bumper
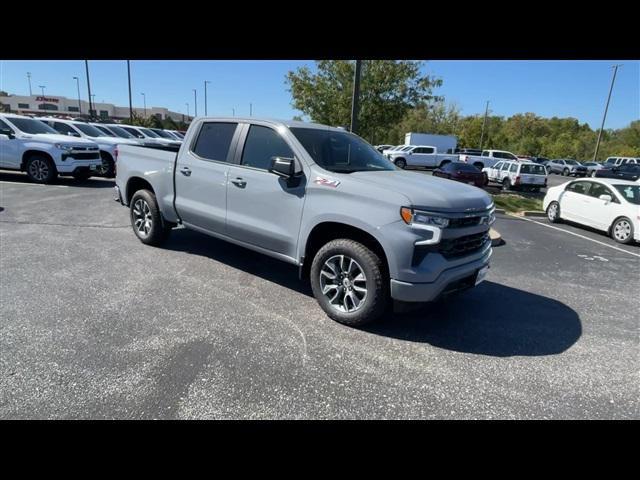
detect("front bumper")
[56,159,102,173]
[390,247,491,302]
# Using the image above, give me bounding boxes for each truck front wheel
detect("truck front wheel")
[310,239,389,327]
[129,189,172,246]
[25,155,57,184]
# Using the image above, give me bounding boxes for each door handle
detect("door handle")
[231,177,247,188]
[180,167,192,176]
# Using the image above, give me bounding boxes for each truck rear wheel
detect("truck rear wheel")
[130,189,172,246]
[25,155,57,184]
[394,158,406,169]
[310,239,389,327]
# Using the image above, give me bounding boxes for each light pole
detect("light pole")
[27,72,32,96]
[141,92,146,118]
[593,64,623,162]
[193,89,198,117]
[127,61,133,122]
[479,100,490,150]
[249,102,253,116]
[350,60,362,134]
[204,80,211,116]
[232,108,235,117]
[73,76,82,114]
[39,85,46,97]
[85,60,93,119]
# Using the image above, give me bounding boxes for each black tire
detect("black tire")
[483,172,489,186]
[562,168,569,176]
[394,158,406,169]
[129,189,172,246]
[590,170,597,177]
[546,201,561,223]
[99,152,116,178]
[502,178,511,191]
[310,239,389,327]
[611,217,634,245]
[25,155,57,184]
[72,170,93,181]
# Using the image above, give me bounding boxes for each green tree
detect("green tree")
[286,60,442,144]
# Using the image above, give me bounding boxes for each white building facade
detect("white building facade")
[0,93,191,123]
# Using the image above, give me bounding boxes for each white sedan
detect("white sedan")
[543,178,640,244]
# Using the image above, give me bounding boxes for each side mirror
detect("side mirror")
[269,156,296,178]
[0,128,15,139]
[599,194,612,203]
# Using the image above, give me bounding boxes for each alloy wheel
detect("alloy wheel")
[29,159,49,181]
[132,199,153,238]
[319,255,368,313]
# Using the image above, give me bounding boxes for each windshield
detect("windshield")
[74,123,105,138]
[400,146,413,151]
[94,125,115,137]
[122,127,145,138]
[109,126,136,138]
[140,128,160,138]
[152,129,174,139]
[520,164,547,175]
[8,117,59,135]
[565,160,580,165]
[290,127,396,173]
[613,185,640,205]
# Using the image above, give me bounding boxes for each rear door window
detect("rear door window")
[509,163,518,172]
[192,122,238,163]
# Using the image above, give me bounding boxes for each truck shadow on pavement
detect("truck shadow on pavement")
[0,171,114,188]
[164,229,582,358]
[366,281,582,357]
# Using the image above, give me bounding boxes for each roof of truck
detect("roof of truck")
[193,117,350,133]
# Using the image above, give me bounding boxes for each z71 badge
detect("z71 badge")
[314,177,341,188]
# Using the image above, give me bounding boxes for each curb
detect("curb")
[489,228,503,246]
[522,210,546,217]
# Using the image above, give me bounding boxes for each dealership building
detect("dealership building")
[0,92,191,123]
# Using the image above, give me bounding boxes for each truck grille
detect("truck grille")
[70,152,100,160]
[438,231,489,259]
[448,216,482,228]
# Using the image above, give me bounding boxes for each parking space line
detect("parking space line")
[519,216,640,258]
[0,181,69,188]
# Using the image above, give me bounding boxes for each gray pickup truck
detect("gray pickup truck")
[115,117,495,326]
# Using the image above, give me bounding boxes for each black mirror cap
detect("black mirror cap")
[0,128,15,139]
[269,156,296,178]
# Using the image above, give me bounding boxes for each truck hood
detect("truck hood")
[349,170,493,212]
[26,133,98,146]
[93,136,138,146]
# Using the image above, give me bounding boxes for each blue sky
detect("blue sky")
[1,60,638,129]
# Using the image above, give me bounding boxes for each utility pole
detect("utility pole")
[85,60,93,119]
[73,76,82,114]
[127,60,133,122]
[141,92,146,118]
[250,103,253,116]
[593,64,623,162]
[232,108,235,117]
[204,80,211,116]
[27,72,32,96]
[193,89,197,117]
[479,100,490,150]
[350,60,362,133]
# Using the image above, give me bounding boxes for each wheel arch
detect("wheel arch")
[125,176,155,205]
[608,215,634,235]
[300,221,390,281]
[21,150,55,171]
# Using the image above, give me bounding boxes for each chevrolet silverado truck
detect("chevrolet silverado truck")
[458,149,520,170]
[386,145,458,169]
[115,117,495,326]
[0,113,102,183]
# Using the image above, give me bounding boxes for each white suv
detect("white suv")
[483,160,548,192]
[0,113,102,183]
[604,157,639,168]
[39,117,138,178]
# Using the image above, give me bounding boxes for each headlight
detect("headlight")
[400,207,449,228]
[55,143,74,151]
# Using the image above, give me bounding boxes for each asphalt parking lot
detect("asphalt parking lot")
[1,171,638,419]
